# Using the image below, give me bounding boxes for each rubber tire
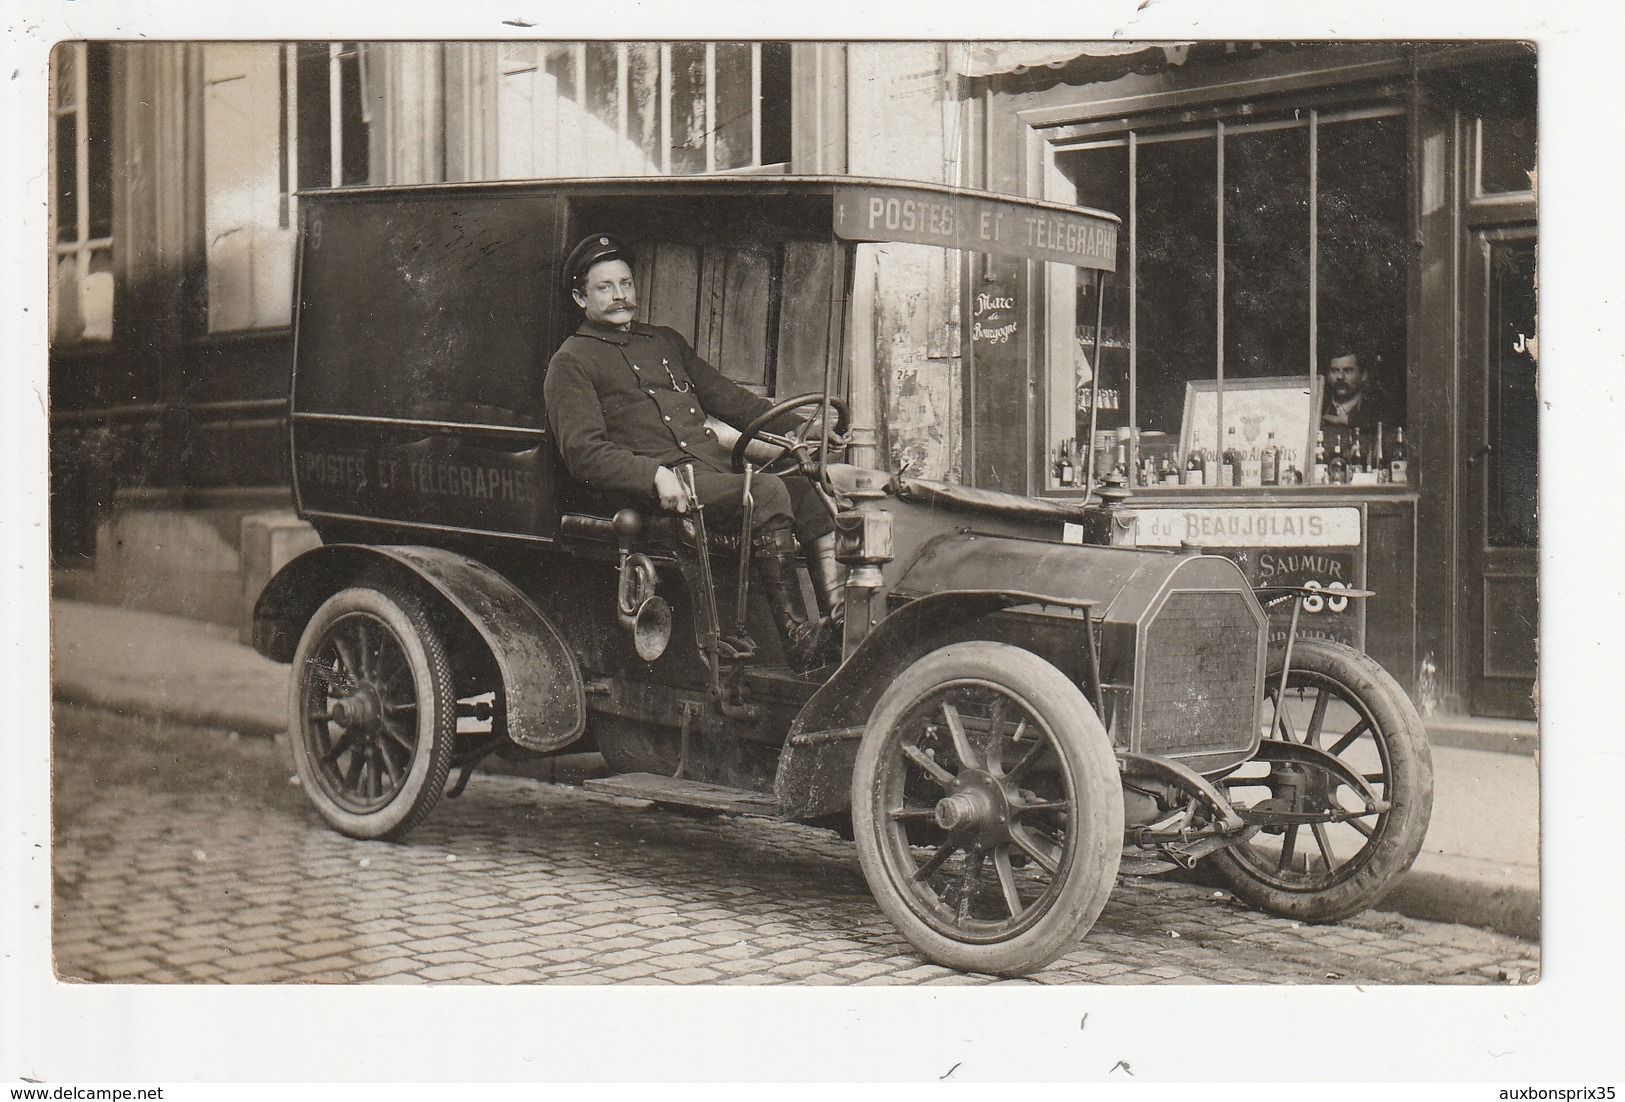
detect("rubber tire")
[1209,638,1434,923]
[851,641,1124,976]
[288,586,457,841]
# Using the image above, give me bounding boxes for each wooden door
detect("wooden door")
[634,239,776,392]
[1461,226,1538,719]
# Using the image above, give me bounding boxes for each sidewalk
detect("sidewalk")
[47,596,1540,942]
[51,598,288,735]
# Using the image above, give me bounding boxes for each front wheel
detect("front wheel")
[1208,638,1433,922]
[851,642,1123,976]
[287,586,457,841]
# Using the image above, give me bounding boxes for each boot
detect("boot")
[753,524,840,673]
[803,531,847,621]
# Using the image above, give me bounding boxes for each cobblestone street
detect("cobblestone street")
[51,705,1539,986]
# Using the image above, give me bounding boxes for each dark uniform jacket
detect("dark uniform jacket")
[544,320,776,497]
[1319,394,1382,454]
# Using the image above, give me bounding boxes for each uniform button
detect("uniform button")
[680,441,688,448]
[647,389,656,395]
[689,408,697,414]
[632,364,641,372]
[663,415,672,422]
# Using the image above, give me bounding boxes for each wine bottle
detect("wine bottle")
[1374,422,1388,484]
[1350,428,1366,475]
[1328,436,1349,485]
[1058,439,1075,487]
[1313,430,1328,485]
[1184,448,1204,486]
[1222,427,1238,486]
[1261,431,1279,486]
[1390,426,1409,485]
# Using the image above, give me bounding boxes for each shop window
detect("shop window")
[496,42,791,177]
[1466,59,1537,199]
[1476,113,1536,198]
[1051,105,1408,490]
[49,42,115,344]
[204,43,370,332]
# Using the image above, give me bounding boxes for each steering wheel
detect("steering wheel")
[730,393,851,478]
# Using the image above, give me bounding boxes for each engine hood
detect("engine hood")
[889,531,1268,772]
[890,531,1250,622]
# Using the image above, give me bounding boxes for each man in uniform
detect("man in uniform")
[543,233,843,671]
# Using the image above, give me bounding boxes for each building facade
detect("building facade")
[961,41,1537,720]
[47,40,1536,720]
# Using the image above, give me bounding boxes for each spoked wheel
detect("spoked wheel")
[288,586,457,841]
[852,642,1123,976]
[1209,638,1433,922]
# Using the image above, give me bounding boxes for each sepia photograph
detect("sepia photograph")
[7,0,1621,1085]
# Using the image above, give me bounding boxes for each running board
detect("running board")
[583,773,782,817]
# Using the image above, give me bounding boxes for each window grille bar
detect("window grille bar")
[705,42,717,173]
[279,45,293,227]
[47,46,69,337]
[660,43,672,174]
[1307,109,1320,465]
[1128,130,1138,472]
[329,43,343,188]
[617,42,630,172]
[575,42,587,169]
[751,43,762,167]
[70,40,91,339]
[1214,121,1225,456]
[356,44,371,126]
[75,43,90,250]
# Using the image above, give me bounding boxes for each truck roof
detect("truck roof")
[300,174,1120,273]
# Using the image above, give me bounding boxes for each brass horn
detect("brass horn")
[616,551,672,662]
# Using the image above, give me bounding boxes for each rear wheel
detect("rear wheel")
[852,642,1123,976]
[1209,638,1433,922]
[288,586,457,840]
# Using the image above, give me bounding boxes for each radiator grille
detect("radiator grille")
[1138,590,1261,757]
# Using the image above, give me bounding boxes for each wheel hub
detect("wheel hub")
[1269,761,1332,814]
[331,688,380,731]
[934,771,1011,850]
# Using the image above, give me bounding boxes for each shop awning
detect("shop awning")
[954,41,1190,78]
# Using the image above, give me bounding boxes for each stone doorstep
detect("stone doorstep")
[85,493,313,638]
[238,511,322,644]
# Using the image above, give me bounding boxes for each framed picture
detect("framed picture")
[1179,374,1324,466]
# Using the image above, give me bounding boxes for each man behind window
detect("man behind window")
[1321,349,1382,445]
[543,233,843,671]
